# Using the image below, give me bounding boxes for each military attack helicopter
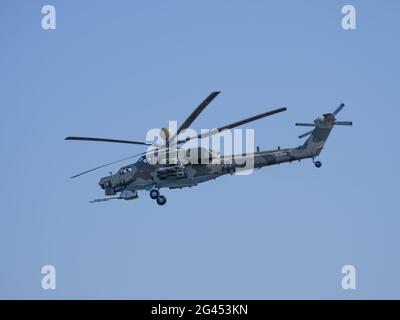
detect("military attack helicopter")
[65,91,352,205]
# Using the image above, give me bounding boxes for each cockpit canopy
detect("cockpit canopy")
[119,165,134,175]
[137,155,148,164]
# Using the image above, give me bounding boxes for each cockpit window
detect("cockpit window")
[119,166,133,175]
[138,155,148,164]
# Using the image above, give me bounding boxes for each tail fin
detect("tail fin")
[299,121,334,156]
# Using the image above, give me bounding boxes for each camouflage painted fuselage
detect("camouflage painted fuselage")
[99,116,334,199]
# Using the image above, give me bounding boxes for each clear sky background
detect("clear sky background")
[1,0,399,299]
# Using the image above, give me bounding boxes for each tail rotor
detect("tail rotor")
[296,103,352,138]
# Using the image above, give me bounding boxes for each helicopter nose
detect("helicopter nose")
[99,177,112,189]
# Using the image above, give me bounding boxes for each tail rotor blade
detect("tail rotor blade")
[298,129,314,139]
[335,121,353,126]
[333,103,345,116]
[295,123,315,127]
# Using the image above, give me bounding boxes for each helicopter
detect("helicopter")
[65,91,352,205]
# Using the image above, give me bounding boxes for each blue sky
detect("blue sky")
[0,0,399,299]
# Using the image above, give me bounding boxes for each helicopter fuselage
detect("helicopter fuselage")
[66,91,351,205]
[98,131,328,199]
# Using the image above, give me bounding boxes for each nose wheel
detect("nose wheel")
[314,160,322,168]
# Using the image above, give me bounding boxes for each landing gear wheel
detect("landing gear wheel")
[314,160,322,168]
[156,195,167,206]
[150,189,159,199]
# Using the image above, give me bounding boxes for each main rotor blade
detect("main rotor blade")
[177,91,221,135]
[335,121,353,126]
[295,123,315,127]
[178,107,287,143]
[333,103,345,116]
[70,152,145,179]
[65,136,151,146]
[298,129,314,139]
